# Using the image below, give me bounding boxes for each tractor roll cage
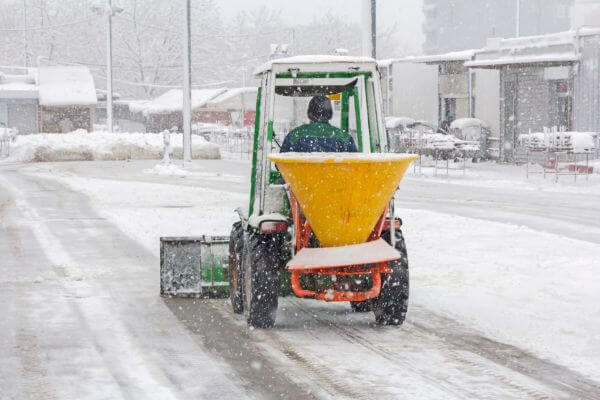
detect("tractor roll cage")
[249,68,389,217]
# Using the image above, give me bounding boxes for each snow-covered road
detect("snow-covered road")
[1,160,599,399]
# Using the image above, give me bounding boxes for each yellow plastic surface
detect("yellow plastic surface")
[268,153,418,247]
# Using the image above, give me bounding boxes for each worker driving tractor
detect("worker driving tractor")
[281,95,357,153]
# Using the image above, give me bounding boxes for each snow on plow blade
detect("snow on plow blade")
[268,153,419,247]
[160,236,229,298]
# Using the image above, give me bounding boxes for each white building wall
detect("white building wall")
[391,62,438,124]
[473,69,500,135]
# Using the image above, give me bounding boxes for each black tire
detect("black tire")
[350,300,372,312]
[243,231,280,328]
[228,221,244,314]
[373,229,409,326]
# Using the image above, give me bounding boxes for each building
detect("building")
[382,51,500,136]
[203,87,258,127]
[37,66,97,133]
[465,29,600,160]
[127,88,227,132]
[0,66,97,134]
[422,0,573,54]
[119,87,258,133]
[0,70,38,134]
[391,28,600,162]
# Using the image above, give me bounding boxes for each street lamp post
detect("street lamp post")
[106,0,114,133]
[93,1,122,133]
[516,0,521,37]
[182,0,192,163]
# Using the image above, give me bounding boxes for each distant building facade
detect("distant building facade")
[422,0,573,54]
[0,66,96,134]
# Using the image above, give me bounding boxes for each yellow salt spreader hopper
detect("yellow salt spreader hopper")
[269,152,417,308]
[225,56,419,328]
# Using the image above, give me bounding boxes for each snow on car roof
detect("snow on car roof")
[38,66,97,107]
[385,116,416,129]
[255,55,377,75]
[450,118,488,129]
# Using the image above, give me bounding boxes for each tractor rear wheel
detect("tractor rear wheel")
[243,232,280,328]
[350,300,372,312]
[373,229,409,326]
[228,222,244,314]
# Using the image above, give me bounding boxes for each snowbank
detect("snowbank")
[4,131,220,163]
[143,163,189,176]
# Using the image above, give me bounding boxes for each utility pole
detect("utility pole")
[516,0,521,37]
[371,0,377,59]
[182,0,192,163]
[91,1,122,132]
[106,0,114,132]
[23,0,28,68]
[361,0,376,58]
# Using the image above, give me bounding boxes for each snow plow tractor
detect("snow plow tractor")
[228,56,418,328]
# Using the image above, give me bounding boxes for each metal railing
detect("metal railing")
[525,150,593,182]
[197,127,253,159]
[0,137,10,158]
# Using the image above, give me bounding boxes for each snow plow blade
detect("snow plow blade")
[160,236,229,298]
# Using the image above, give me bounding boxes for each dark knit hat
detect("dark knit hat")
[307,95,333,123]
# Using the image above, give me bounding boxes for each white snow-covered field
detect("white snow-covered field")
[22,158,600,384]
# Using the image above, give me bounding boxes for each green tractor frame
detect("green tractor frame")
[227,56,414,328]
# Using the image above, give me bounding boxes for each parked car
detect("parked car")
[450,118,499,160]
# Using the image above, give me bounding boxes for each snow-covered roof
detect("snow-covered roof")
[38,66,97,107]
[0,72,38,99]
[464,29,598,68]
[129,88,227,115]
[466,53,579,68]
[397,49,478,64]
[377,59,396,68]
[206,87,257,107]
[254,55,378,75]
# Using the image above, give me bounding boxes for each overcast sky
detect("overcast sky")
[219,0,425,55]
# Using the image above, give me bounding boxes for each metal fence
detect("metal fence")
[193,126,253,159]
[409,151,475,177]
[525,151,594,182]
[0,137,10,158]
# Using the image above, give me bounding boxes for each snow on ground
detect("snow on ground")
[39,167,244,257]
[144,163,189,176]
[26,159,600,382]
[403,208,600,381]
[405,160,600,194]
[2,131,220,163]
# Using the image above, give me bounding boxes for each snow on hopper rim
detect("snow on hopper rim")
[268,152,419,164]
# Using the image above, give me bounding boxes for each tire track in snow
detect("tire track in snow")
[261,330,373,400]
[286,298,562,400]
[407,307,600,400]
